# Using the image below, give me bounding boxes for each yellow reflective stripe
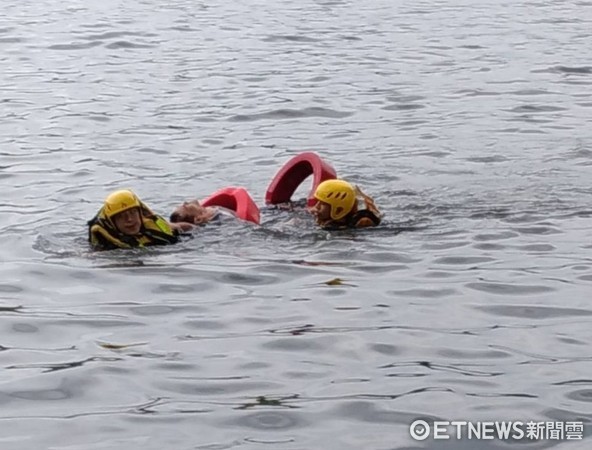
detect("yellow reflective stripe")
[152,216,173,235]
[90,225,131,249]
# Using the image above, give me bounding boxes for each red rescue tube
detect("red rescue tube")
[265,152,337,207]
[201,187,260,225]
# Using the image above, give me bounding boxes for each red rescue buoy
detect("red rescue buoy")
[265,152,337,207]
[201,187,260,225]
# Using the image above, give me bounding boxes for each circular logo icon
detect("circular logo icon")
[410,420,430,441]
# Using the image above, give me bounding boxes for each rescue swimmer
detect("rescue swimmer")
[88,189,184,251]
[309,179,382,230]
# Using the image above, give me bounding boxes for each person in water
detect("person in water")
[309,179,382,229]
[88,189,183,251]
[169,199,220,227]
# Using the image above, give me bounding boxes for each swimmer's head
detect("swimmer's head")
[313,179,356,221]
[103,190,142,235]
[170,200,205,224]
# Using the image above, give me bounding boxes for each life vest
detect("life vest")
[318,186,382,230]
[346,209,382,228]
[88,202,178,251]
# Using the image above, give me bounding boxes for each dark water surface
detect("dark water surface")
[1,0,592,449]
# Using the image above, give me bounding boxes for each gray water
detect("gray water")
[1,0,592,448]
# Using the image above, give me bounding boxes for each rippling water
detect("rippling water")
[1,0,592,449]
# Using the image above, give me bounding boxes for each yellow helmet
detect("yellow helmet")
[313,179,356,220]
[103,189,141,218]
